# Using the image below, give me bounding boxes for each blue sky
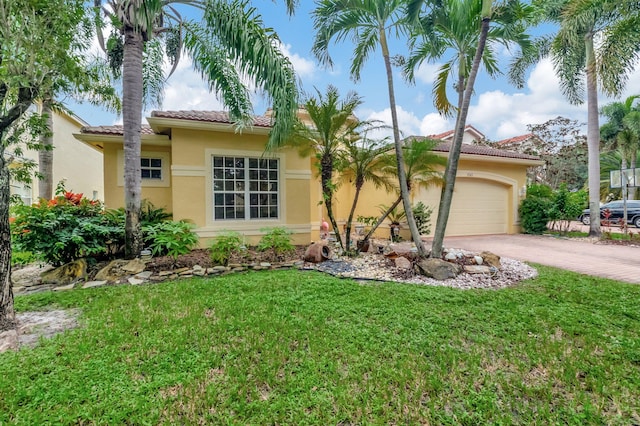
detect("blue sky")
[67,1,640,142]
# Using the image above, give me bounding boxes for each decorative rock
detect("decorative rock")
[192,265,203,271]
[228,263,242,268]
[383,243,414,259]
[212,266,228,272]
[480,251,501,269]
[53,283,76,291]
[394,256,413,270]
[128,277,144,285]
[41,259,87,285]
[304,243,331,263]
[205,268,219,275]
[193,269,206,276]
[94,260,131,282]
[82,280,107,289]
[135,271,153,279]
[158,270,175,277]
[464,265,492,274]
[252,266,265,271]
[474,256,484,265]
[179,269,194,276]
[232,267,246,272]
[173,267,190,274]
[12,264,53,287]
[260,262,271,268]
[444,252,457,261]
[149,276,166,282]
[415,258,462,281]
[121,258,146,274]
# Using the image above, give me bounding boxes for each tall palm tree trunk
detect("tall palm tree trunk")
[431,12,492,259]
[123,29,144,259]
[585,33,601,237]
[379,29,427,257]
[38,99,54,200]
[0,145,15,330]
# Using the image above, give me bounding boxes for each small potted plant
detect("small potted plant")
[379,204,406,242]
[355,215,378,251]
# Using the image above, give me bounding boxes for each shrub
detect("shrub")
[548,185,586,234]
[209,231,244,266]
[412,202,433,235]
[140,199,172,227]
[11,251,39,267]
[143,220,199,260]
[258,227,294,258]
[520,185,553,234]
[11,192,124,265]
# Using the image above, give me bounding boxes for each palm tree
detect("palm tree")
[361,137,445,245]
[338,136,394,252]
[94,0,299,258]
[312,0,430,257]
[289,86,370,252]
[514,0,640,237]
[601,95,640,199]
[407,0,533,258]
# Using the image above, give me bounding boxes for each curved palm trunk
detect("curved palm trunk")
[123,29,144,258]
[321,153,343,250]
[362,194,402,243]
[585,33,601,237]
[431,13,492,259]
[344,177,364,252]
[379,30,427,257]
[38,99,54,199]
[0,146,15,330]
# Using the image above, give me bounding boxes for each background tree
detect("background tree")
[312,0,429,256]
[94,0,299,258]
[0,0,95,329]
[600,95,640,199]
[407,0,533,258]
[514,0,640,237]
[526,116,588,190]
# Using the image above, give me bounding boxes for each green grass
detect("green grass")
[2,268,639,425]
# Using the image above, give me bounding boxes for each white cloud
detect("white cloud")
[363,105,423,139]
[414,63,441,85]
[419,113,451,136]
[278,43,317,79]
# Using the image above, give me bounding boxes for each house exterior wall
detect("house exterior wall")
[10,109,103,203]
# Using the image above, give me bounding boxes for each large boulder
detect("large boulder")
[40,259,87,285]
[415,258,462,281]
[480,251,501,269]
[94,260,133,282]
[304,242,331,263]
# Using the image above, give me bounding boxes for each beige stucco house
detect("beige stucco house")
[9,107,104,204]
[75,110,541,245]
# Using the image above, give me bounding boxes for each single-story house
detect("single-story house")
[74,111,542,245]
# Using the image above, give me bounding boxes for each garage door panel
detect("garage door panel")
[445,179,508,236]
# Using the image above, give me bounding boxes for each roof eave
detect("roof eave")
[147,116,271,136]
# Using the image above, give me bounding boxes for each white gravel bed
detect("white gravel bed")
[311,251,538,290]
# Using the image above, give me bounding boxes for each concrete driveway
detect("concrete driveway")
[438,234,640,284]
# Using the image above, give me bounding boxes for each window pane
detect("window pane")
[213,181,223,191]
[270,194,278,205]
[269,159,277,169]
[151,170,162,179]
[249,158,258,168]
[141,169,150,178]
[214,157,223,167]
[269,171,277,180]
[141,158,150,167]
[269,206,278,218]
[250,194,258,205]
[225,194,235,205]
[235,181,245,191]
[250,207,258,218]
[213,169,223,179]
[214,194,223,205]
[236,208,245,219]
[214,207,224,219]
[150,159,162,168]
[226,207,235,218]
[225,181,234,191]
[225,157,234,167]
[260,206,269,217]
[270,182,278,191]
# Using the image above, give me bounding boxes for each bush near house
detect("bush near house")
[520,184,586,235]
[143,220,199,260]
[11,192,124,265]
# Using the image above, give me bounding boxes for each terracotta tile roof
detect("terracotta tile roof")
[407,136,540,161]
[429,124,484,140]
[151,110,273,127]
[496,133,537,146]
[80,125,155,136]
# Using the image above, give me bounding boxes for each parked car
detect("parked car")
[579,200,640,227]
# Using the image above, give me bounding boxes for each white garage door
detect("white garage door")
[445,178,508,236]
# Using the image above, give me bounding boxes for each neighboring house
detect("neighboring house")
[427,124,486,145]
[495,133,543,154]
[75,112,542,245]
[9,107,104,203]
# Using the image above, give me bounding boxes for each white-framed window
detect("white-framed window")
[141,157,162,180]
[212,156,279,220]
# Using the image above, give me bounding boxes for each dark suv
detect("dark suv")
[580,200,640,227]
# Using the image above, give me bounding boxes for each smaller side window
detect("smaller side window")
[141,158,162,180]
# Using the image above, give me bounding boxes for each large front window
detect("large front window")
[212,156,279,220]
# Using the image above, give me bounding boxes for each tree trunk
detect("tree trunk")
[344,178,364,252]
[362,195,402,243]
[38,99,54,200]
[0,145,15,330]
[585,33,601,237]
[122,28,144,259]
[431,14,492,259]
[321,153,343,250]
[379,29,427,256]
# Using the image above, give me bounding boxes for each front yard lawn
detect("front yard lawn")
[1,267,639,424]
